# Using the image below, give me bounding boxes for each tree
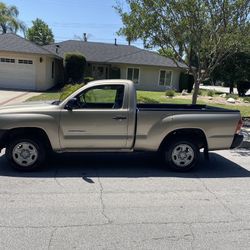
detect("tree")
[115,0,250,104]
[64,53,86,83]
[0,2,26,34]
[26,18,54,45]
[212,52,250,94]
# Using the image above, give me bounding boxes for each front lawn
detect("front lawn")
[26,87,250,117]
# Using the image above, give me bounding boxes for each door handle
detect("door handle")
[112,116,127,120]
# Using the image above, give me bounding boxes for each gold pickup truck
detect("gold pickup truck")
[0,80,243,171]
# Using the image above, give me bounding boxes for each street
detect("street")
[0,149,249,250]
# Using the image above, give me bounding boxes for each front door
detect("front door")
[59,84,128,149]
[92,64,108,79]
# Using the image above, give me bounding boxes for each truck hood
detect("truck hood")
[0,101,60,114]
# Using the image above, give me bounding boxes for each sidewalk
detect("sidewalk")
[200,85,250,95]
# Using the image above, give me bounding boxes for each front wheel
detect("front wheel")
[163,138,200,172]
[6,137,46,171]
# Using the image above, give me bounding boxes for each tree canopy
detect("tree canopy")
[26,18,54,45]
[212,52,250,92]
[0,2,25,34]
[116,0,250,104]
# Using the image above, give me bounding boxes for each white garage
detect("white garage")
[0,33,61,91]
[0,57,36,90]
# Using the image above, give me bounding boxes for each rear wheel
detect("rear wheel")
[163,138,200,172]
[6,137,46,171]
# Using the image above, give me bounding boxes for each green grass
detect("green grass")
[28,91,60,101]
[27,88,250,117]
[28,84,84,101]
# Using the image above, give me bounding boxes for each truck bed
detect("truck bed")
[137,103,239,112]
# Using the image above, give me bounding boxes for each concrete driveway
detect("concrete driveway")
[0,90,40,106]
[0,149,249,249]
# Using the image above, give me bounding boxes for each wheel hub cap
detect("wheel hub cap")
[171,144,195,167]
[179,152,187,160]
[12,142,38,167]
[20,149,31,159]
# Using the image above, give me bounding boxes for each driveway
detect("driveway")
[0,149,249,249]
[0,90,41,106]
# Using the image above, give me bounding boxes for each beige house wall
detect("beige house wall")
[0,51,58,91]
[112,63,183,91]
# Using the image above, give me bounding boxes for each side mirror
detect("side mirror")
[65,98,78,111]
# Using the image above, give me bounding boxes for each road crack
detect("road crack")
[96,173,112,224]
[48,228,57,250]
[194,174,238,219]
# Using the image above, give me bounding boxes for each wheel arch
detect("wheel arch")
[158,128,208,152]
[3,127,53,151]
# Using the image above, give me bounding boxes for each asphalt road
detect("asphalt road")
[0,149,249,250]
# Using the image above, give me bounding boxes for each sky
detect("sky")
[6,0,143,46]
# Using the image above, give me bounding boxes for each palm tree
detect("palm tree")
[0,2,26,34]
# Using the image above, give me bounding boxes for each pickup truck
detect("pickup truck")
[0,80,243,171]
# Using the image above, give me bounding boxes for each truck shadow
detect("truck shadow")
[0,151,249,179]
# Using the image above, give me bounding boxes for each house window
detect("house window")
[18,59,33,64]
[52,61,55,79]
[0,58,15,63]
[127,68,140,84]
[159,70,172,86]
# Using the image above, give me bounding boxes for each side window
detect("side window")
[77,85,124,109]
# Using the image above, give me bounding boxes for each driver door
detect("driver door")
[59,84,129,149]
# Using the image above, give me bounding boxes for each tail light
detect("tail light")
[235,118,243,134]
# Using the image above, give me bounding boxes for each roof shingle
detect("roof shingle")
[44,40,187,68]
[0,33,58,56]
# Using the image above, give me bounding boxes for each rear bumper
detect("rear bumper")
[230,134,244,149]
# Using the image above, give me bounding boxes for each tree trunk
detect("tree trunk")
[192,80,200,104]
[1,24,7,34]
[229,83,234,94]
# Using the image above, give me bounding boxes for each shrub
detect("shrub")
[60,83,84,101]
[207,90,215,97]
[198,89,203,96]
[84,77,94,84]
[226,94,238,100]
[237,81,250,97]
[243,97,250,102]
[165,89,176,97]
[64,53,86,83]
[179,73,194,93]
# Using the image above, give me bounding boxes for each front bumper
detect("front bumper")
[230,134,244,149]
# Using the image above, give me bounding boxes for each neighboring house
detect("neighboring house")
[0,33,62,91]
[45,40,187,91]
[0,33,187,91]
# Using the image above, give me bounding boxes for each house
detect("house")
[0,33,62,91]
[0,33,187,91]
[45,40,187,91]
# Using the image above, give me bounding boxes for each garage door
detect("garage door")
[0,57,36,90]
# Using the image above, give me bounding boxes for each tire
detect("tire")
[163,138,200,172]
[6,137,46,171]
